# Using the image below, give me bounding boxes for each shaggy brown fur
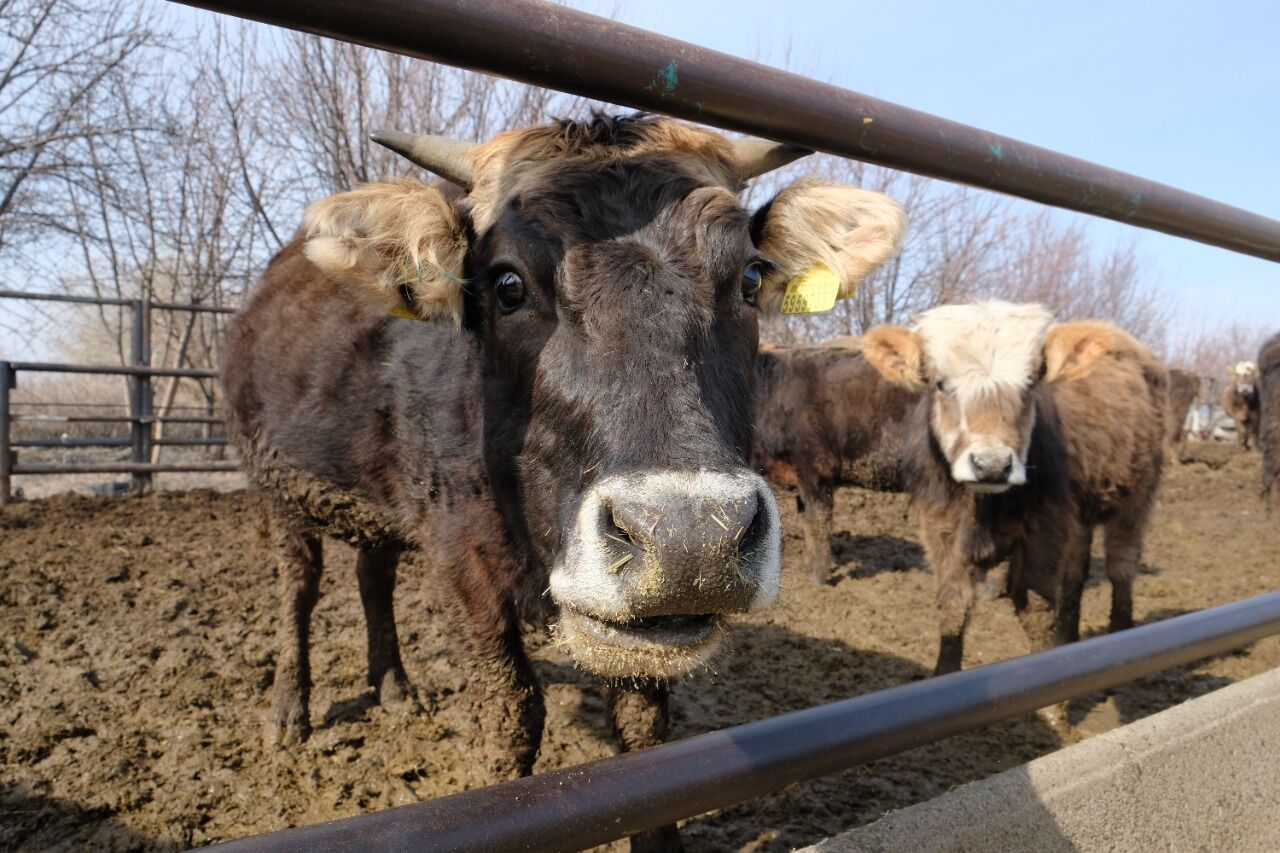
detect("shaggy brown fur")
[224,113,904,852]
[1222,365,1261,450]
[865,315,1167,674]
[1165,368,1200,462]
[753,338,915,583]
[1259,334,1280,509]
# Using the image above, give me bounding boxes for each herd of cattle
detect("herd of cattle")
[219,114,1280,848]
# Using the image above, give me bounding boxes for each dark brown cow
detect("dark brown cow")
[1166,368,1200,462]
[863,302,1167,674]
[1222,361,1261,449]
[753,338,915,583]
[222,114,905,846]
[1259,334,1280,509]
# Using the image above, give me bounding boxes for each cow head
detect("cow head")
[863,302,1116,494]
[1228,361,1259,397]
[301,115,905,678]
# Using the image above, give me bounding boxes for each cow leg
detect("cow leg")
[1103,513,1146,633]
[607,680,683,852]
[450,579,544,781]
[796,481,835,585]
[269,515,324,745]
[1008,540,1053,654]
[355,541,414,710]
[1053,525,1092,646]
[923,525,972,675]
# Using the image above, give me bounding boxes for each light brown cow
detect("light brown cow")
[1222,361,1261,449]
[863,302,1167,674]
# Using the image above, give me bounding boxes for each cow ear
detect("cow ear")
[1044,322,1114,383]
[303,179,468,323]
[752,179,906,312]
[862,325,926,390]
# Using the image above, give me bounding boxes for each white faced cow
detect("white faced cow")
[862,301,1167,673]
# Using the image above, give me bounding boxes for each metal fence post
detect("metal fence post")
[129,299,153,494]
[0,361,11,506]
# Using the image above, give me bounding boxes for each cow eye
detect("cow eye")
[495,271,525,313]
[741,260,764,304]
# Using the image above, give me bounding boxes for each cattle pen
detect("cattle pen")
[52,0,1278,849]
[0,290,238,505]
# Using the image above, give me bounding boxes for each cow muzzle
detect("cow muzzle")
[951,439,1027,493]
[550,469,780,678]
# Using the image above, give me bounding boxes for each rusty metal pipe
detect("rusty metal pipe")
[7,361,218,379]
[11,461,240,474]
[0,289,235,313]
[205,590,1280,852]
[169,0,1280,261]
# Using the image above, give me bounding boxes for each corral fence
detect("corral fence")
[141,0,1280,849]
[0,290,239,505]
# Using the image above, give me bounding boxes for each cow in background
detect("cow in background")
[223,113,906,850]
[1222,361,1261,449]
[863,302,1167,674]
[1166,368,1200,462]
[753,338,915,583]
[1259,335,1280,509]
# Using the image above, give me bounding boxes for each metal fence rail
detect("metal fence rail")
[0,289,235,314]
[0,290,235,503]
[173,0,1280,261]
[207,590,1280,852]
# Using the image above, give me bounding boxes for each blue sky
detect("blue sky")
[573,0,1279,336]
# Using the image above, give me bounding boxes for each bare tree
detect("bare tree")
[261,30,575,200]
[1166,320,1274,405]
[990,212,1170,348]
[0,0,155,253]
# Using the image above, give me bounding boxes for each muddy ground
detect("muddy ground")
[2,443,1277,852]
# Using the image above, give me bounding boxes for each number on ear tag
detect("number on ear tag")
[780,265,842,314]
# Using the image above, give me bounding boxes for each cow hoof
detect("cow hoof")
[377,670,419,714]
[629,824,684,852]
[268,715,312,748]
[485,753,534,783]
[809,566,834,586]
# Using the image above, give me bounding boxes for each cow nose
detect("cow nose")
[605,485,763,574]
[969,449,1014,483]
[550,470,781,622]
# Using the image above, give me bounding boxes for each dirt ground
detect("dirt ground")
[2,443,1277,852]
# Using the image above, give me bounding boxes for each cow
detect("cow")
[753,338,916,583]
[1259,335,1280,509]
[861,301,1167,674]
[222,113,906,847]
[1222,361,1261,450]
[1165,368,1200,462]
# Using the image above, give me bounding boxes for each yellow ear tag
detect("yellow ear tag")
[389,304,418,320]
[780,264,842,314]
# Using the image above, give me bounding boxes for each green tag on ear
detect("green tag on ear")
[389,304,418,320]
[780,264,843,314]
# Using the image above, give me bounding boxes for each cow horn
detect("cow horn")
[732,138,812,180]
[371,129,477,191]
